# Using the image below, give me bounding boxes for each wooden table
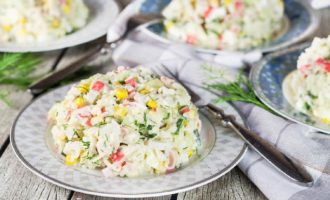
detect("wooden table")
[0,5,329,200]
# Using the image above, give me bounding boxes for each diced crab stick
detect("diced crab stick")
[109,150,125,163]
[167,150,178,170]
[186,35,197,44]
[204,6,213,19]
[179,106,190,114]
[125,77,137,88]
[92,81,104,91]
[316,58,330,72]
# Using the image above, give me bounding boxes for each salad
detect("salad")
[162,0,284,50]
[48,67,202,177]
[283,36,330,124]
[0,0,89,43]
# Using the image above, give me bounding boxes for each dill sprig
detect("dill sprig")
[0,53,41,106]
[207,72,274,113]
[0,90,11,106]
[0,53,41,87]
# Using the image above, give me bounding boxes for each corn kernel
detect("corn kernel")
[139,88,150,95]
[74,96,85,108]
[51,18,60,28]
[147,100,157,109]
[65,154,78,166]
[115,88,128,100]
[62,4,71,14]
[77,83,89,94]
[2,25,12,32]
[164,20,175,31]
[114,106,128,118]
[20,17,27,25]
[321,118,330,124]
[59,134,67,141]
[223,0,231,6]
[188,149,193,158]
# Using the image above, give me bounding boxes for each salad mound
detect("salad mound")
[0,0,89,43]
[48,67,202,177]
[162,0,284,50]
[283,36,330,123]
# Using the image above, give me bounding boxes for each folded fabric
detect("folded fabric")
[311,0,330,9]
[112,26,330,200]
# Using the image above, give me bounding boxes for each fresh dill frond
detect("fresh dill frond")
[0,90,11,107]
[0,53,41,106]
[206,71,274,113]
[0,53,41,87]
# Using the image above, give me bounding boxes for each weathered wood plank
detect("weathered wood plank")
[177,168,266,200]
[71,192,171,200]
[0,147,71,200]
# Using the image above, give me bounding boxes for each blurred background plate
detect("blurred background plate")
[140,0,319,53]
[250,42,330,134]
[0,0,120,52]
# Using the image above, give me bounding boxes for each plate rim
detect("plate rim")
[0,0,121,53]
[10,83,248,198]
[249,42,330,134]
[140,0,319,54]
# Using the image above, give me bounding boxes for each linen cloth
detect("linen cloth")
[111,27,330,200]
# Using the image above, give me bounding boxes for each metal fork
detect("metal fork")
[156,64,314,186]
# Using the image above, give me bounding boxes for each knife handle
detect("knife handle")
[28,44,108,96]
[206,104,314,185]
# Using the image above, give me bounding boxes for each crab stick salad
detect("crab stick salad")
[0,0,89,43]
[162,0,284,50]
[48,67,202,177]
[283,36,330,123]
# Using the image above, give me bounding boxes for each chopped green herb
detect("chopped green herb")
[174,117,185,135]
[304,102,311,111]
[307,91,318,99]
[83,141,90,149]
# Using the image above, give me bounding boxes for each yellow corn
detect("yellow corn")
[65,154,78,166]
[20,17,27,25]
[51,18,60,28]
[183,120,188,127]
[188,149,193,158]
[139,88,150,95]
[114,106,128,118]
[62,4,71,14]
[74,96,85,108]
[2,25,12,32]
[115,88,128,100]
[164,20,175,31]
[77,83,89,94]
[62,100,68,105]
[59,134,67,141]
[321,118,330,124]
[223,0,231,7]
[147,100,157,109]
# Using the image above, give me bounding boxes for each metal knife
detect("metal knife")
[157,64,314,186]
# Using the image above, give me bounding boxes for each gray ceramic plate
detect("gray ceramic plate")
[250,42,330,134]
[11,84,247,198]
[141,0,319,53]
[0,0,120,52]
